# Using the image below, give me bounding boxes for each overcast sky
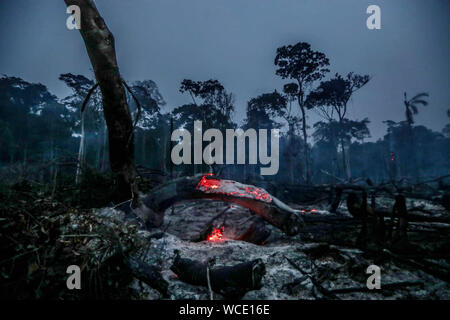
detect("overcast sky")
[0,0,449,140]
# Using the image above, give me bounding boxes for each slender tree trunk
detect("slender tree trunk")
[289,157,294,184]
[337,115,351,181]
[65,0,138,204]
[96,128,102,169]
[101,124,108,171]
[288,126,295,184]
[23,145,27,166]
[339,137,346,178]
[162,132,168,174]
[406,122,419,181]
[341,140,351,180]
[345,144,351,180]
[51,165,58,199]
[50,138,55,180]
[75,112,85,184]
[141,131,146,166]
[298,92,310,184]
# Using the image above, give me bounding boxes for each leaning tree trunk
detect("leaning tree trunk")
[65,0,138,203]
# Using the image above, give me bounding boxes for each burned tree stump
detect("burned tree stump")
[170,251,265,299]
[136,174,304,236]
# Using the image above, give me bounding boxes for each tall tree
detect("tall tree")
[64,0,138,204]
[245,91,285,129]
[128,80,165,169]
[178,79,234,129]
[402,92,429,179]
[274,42,329,183]
[59,73,103,181]
[313,118,370,178]
[306,72,370,179]
[242,92,282,180]
[246,90,301,182]
[175,79,235,175]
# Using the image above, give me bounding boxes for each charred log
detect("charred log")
[136,174,304,236]
[170,251,265,299]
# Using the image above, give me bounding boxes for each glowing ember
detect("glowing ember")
[301,209,318,213]
[197,173,221,190]
[196,174,272,203]
[207,226,226,242]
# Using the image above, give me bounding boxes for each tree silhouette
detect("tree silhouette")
[175,79,235,175]
[176,79,234,130]
[128,80,165,170]
[245,91,286,130]
[402,92,430,179]
[59,73,103,181]
[242,92,284,181]
[313,118,370,144]
[306,72,370,179]
[274,42,329,183]
[0,75,73,181]
[403,92,429,125]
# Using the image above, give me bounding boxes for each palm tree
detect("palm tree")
[402,92,429,180]
[403,92,429,125]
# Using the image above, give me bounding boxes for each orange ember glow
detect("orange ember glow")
[207,226,226,242]
[301,209,318,213]
[196,174,272,202]
[198,173,221,190]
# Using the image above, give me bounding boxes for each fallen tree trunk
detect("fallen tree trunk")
[170,251,265,299]
[136,174,304,236]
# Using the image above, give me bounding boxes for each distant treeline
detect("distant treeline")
[1,42,450,186]
[0,72,449,188]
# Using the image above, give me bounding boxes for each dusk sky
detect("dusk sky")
[0,0,449,140]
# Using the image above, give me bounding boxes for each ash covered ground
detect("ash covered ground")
[86,197,449,300]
